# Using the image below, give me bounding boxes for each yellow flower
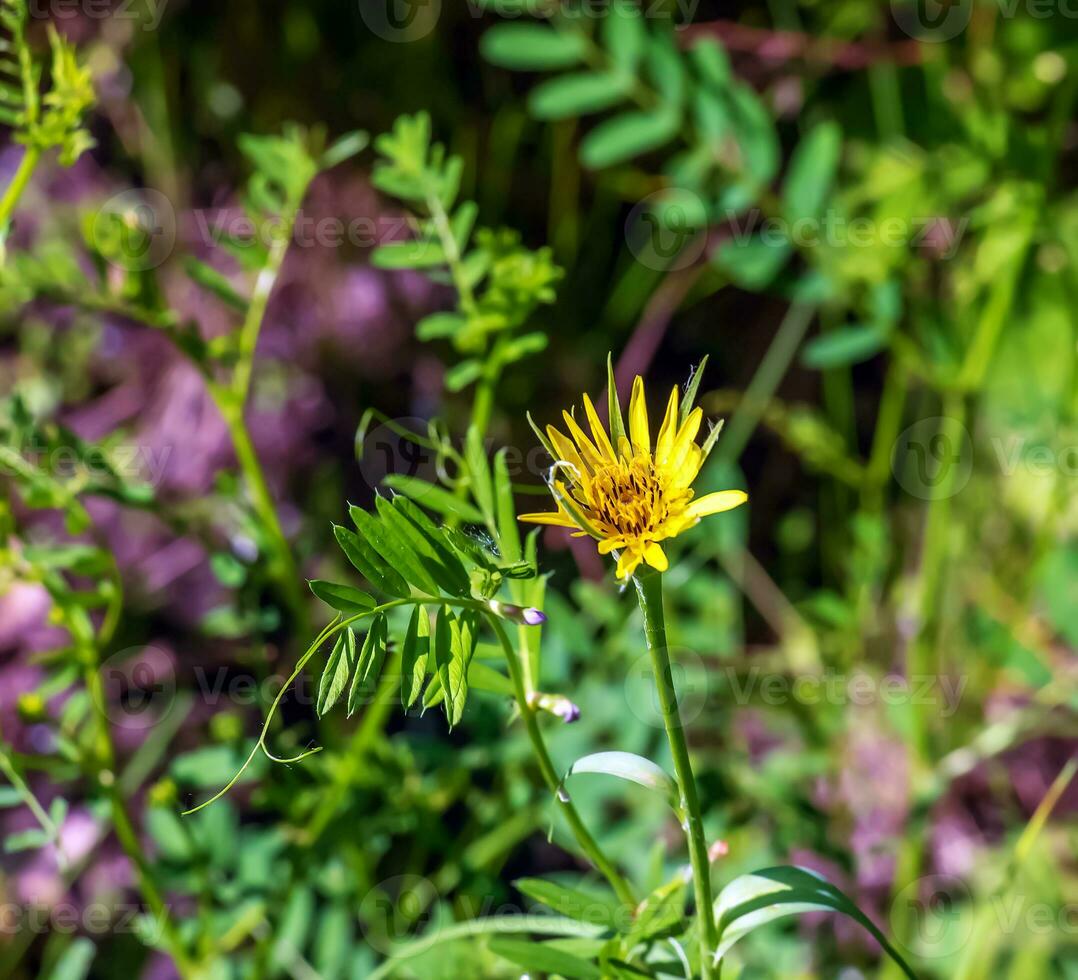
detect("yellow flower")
[521,365,747,580]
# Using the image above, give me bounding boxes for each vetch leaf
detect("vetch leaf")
[348,614,388,716]
[401,606,431,708]
[308,580,376,615]
[333,524,410,599]
[712,865,917,978]
[382,475,485,526]
[516,878,625,929]
[580,109,681,169]
[317,629,356,716]
[528,72,629,120]
[382,495,472,597]
[480,23,587,71]
[563,751,679,813]
[783,120,842,223]
[493,448,522,563]
[371,239,447,270]
[350,505,441,596]
[801,323,889,369]
[488,938,601,979]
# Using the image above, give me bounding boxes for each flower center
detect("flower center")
[585,455,669,537]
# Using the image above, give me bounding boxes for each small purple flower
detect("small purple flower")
[488,600,546,626]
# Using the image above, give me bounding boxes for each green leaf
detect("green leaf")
[564,752,679,812]
[606,353,627,449]
[493,448,522,563]
[516,878,625,930]
[680,354,709,426]
[488,938,601,979]
[602,2,646,73]
[308,580,377,614]
[382,475,486,525]
[350,504,441,596]
[333,523,411,598]
[371,239,447,270]
[321,130,369,170]
[183,257,248,312]
[528,72,629,120]
[801,323,889,369]
[434,611,476,727]
[348,615,388,716]
[444,359,484,392]
[416,312,465,340]
[318,628,356,716]
[401,606,431,708]
[580,109,680,169]
[783,120,842,223]
[465,425,495,525]
[712,866,917,978]
[4,828,51,853]
[480,24,587,71]
[714,234,791,289]
[382,495,472,596]
[42,938,94,980]
[646,34,686,108]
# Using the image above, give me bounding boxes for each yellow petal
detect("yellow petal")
[644,541,669,572]
[667,407,703,471]
[669,443,703,489]
[562,410,606,471]
[684,490,747,519]
[628,376,650,455]
[615,547,643,579]
[654,386,680,464]
[547,425,587,479]
[581,392,617,461]
[598,537,626,554]
[519,511,578,527]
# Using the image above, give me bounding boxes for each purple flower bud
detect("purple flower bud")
[488,599,547,626]
[532,692,581,724]
[523,607,547,626]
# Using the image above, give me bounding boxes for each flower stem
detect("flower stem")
[0,146,41,235]
[633,568,718,978]
[487,616,637,909]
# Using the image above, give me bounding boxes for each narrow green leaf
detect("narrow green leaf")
[783,120,842,223]
[528,72,629,120]
[465,425,495,525]
[371,239,447,270]
[480,23,587,71]
[493,448,521,563]
[42,937,94,980]
[564,752,679,812]
[713,866,917,979]
[4,828,51,853]
[308,580,376,615]
[434,611,476,727]
[348,615,388,716]
[801,323,889,370]
[580,109,681,169]
[488,938,601,979]
[333,523,410,598]
[317,629,356,716]
[382,475,486,525]
[382,495,472,597]
[602,2,646,73]
[516,878,625,929]
[350,505,441,596]
[401,606,431,708]
[680,354,709,426]
[606,352,626,449]
[416,312,465,340]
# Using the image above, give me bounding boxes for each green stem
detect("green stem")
[633,569,718,978]
[213,388,307,633]
[0,146,41,234]
[487,616,637,909]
